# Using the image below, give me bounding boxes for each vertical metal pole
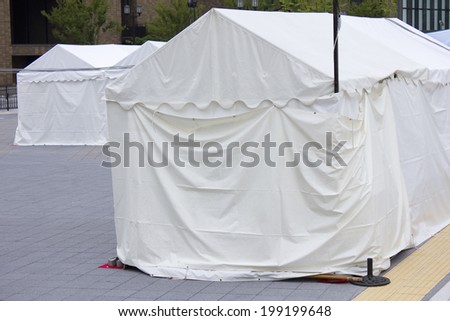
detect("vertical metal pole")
[446,0,450,30]
[333,0,339,93]
[6,86,9,112]
[367,258,374,278]
[430,0,435,31]
[132,14,136,44]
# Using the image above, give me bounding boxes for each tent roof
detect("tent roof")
[116,41,166,67]
[25,44,140,70]
[106,9,450,110]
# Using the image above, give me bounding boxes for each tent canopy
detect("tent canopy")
[105,9,450,281]
[19,44,139,83]
[116,41,165,67]
[26,44,140,69]
[106,9,450,112]
[14,42,164,146]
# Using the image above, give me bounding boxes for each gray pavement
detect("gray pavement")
[0,111,445,301]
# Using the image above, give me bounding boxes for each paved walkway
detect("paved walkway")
[0,110,448,301]
[354,225,450,300]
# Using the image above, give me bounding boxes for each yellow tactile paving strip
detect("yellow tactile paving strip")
[353,224,450,301]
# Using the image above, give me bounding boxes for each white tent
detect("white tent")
[105,9,450,281]
[14,43,163,145]
[428,29,450,47]
[116,41,166,67]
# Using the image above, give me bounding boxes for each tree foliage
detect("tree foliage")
[142,0,279,42]
[279,0,332,12]
[42,0,120,44]
[346,0,397,18]
[142,0,205,42]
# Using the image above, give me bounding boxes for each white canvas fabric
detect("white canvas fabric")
[116,41,165,67]
[106,11,450,111]
[105,9,450,280]
[14,43,165,145]
[387,78,450,245]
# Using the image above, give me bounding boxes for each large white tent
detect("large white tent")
[105,9,450,281]
[14,42,163,145]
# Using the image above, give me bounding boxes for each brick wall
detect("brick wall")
[0,0,13,86]
[99,0,122,44]
[0,0,229,87]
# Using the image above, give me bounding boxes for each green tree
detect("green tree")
[347,0,397,18]
[279,0,332,12]
[142,0,281,43]
[140,0,281,43]
[142,0,205,42]
[42,0,121,44]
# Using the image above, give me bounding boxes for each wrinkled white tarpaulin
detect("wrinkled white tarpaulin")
[105,9,450,281]
[14,42,164,145]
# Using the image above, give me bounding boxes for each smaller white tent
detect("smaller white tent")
[116,41,166,67]
[14,43,163,145]
[428,29,450,47]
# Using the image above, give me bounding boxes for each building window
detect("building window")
[399,0,450,32]
[10,0,57,44]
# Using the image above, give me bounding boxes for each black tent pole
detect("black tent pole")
[333,0,339,93]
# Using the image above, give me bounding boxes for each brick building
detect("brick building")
[0,0,127,86]
[0,0,159,86]
[398,0,450,32]
[0,0,226,86]
[0,0,121,86]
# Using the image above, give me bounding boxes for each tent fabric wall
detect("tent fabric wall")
[107,85,413,280]
[387,78,450,245]
[16,78,109,145]
[14,43,164,146]
[105,9,450,280]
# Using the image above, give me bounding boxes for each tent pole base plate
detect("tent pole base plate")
[350,275,390,287]
[350,258,390,287]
